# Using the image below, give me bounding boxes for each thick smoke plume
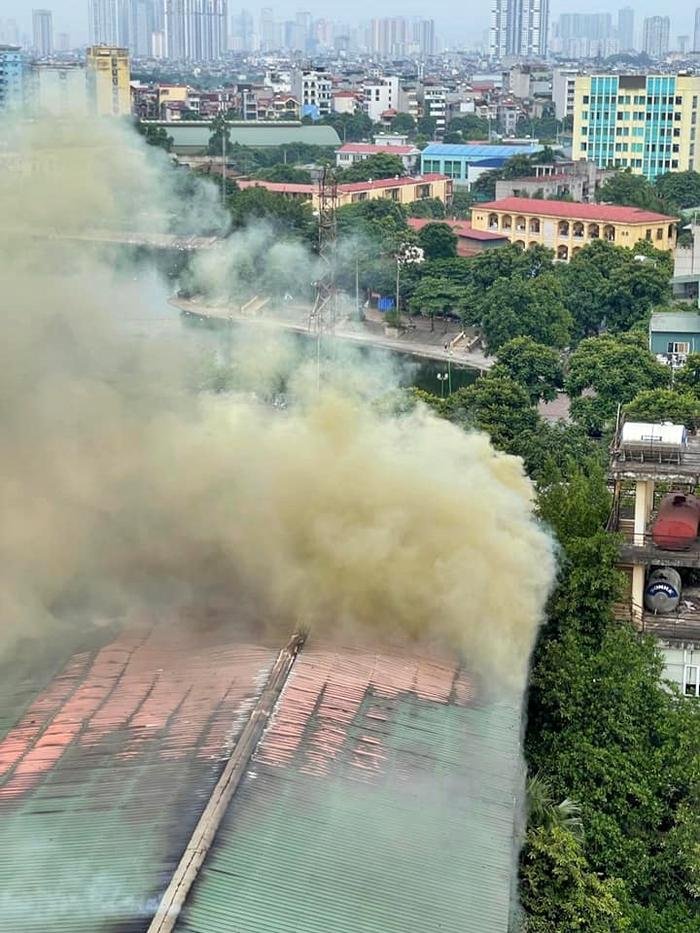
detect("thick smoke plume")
[0,116,555,694]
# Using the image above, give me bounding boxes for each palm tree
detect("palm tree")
[526,773,584,841]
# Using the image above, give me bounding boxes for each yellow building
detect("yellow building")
[471,197,678,260]
[86,46,131,117]
[572,73,700,179]
[237,174,453,210]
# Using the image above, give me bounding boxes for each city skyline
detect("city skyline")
[0,1,695,48]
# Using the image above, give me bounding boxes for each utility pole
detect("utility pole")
[221,116,227,208]
[308,166,339,389]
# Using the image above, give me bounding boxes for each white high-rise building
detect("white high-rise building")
[89,0,119,45]
[642,16,670,58]
[694,8,700,53]
[32,9,53,57]
[164,0,228,62]
[618,6,635,52]
[490,0,549,59]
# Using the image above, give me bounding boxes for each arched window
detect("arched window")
[488,213,499,229]
[588,223,600,239]
[572,221,584,238]
[514,240,526,250]
[558,220,570,236]
[515,215,526,232]
[502,214,512,230]
[528,241,539,249]
[557,244,569,261]
[529,217,541,234]
[603,224,615,242]
[572,247,581,257]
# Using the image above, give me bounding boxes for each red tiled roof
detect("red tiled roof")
[337,173,449,193]
[407,217,508,241]
[478,197,678,224]
[337,143,418,156]
[238,180,314,195]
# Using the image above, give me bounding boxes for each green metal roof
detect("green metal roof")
[650,312,700,334]
[0,623,278,932]
[157,122,341,152]
[175,647,522,933]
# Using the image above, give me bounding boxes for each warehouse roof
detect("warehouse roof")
[650,312,700,333]
[154,121,341,152]
[422,142,542,160]
[174,645,523,933]
[478,197,678,224]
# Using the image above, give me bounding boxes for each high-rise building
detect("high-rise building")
[259,7,275,52]
[618,7,635,52]
[86,45,130,115]
[489,0,549,59]
[32,10,53,57]
[56,32,71,51]
[89,0,119,45]
[231,9,253,51]
[694,8,700,53]
[418,19,436,57]
[572,73,700,179]
[164,1,227,61]
[642,16,670,58]
[0,45,25,111]
[126,0,157,57]
[30,62,88,115]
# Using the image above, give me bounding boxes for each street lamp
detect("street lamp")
[437,372,448,398]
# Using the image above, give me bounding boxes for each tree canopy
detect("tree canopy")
[491,337,564,403]
[417,222,458,260]
[654,170,700,211]
[337,152,406,183]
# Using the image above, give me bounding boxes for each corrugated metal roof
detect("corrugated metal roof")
[651,312,700,333]
[175,647,522,933]
[159,123,341,151]
[0,622,278,932]
[422,143,541,159]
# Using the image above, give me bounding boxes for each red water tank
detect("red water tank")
[652,493,700,550]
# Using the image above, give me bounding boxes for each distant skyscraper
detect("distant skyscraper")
[89,0,119,45]
[164,0,227,61]
[126,0,157,57]
[490,0,549,59]
[618,7,635,52]
[695,8,700,53]
[259,7,275,51]
[642,16,670,58]
[32,9,53,56]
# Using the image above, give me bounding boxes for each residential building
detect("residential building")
[471,198,678,260]
[370,17,409,57]
[292,68,331,120]
[421,142,542,188]
[32,9,53,57]
[552,67,578,122]
[643,16,670,58]
[489,0,549,59]
[126,0,158,57]
[164,0,227,61]
[422,85,448,133]
[332,90,360,114]
[572,74,700,179]
[89,0,119,45]
[335,142,421,173]
[363,76,399,123]
[494,160,616,202]
[30,62,88,115]
[618,6,635,52]
[649,312,700,359]
[238,173,453,210]
[86,45,131,116]
[0,45,25,112]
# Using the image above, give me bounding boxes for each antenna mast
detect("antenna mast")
[308,166,338,338]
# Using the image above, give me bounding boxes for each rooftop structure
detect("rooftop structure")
[471,198,678,260]
[158,121,341,155]
[407,217,509,256]
[421,143,543,189]
[0,622,524,931]
[239,174,454,210]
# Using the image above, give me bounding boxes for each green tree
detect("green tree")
[226,186,313,235]
[417,222,458,260]
[408,277,470,327]
[337,152,406,182]
[448,114,490,140]
[654,171,700,210]
[321,111,375,142]
[416,114,437,138]
[407,198,446,219]
[207,114,231,156]
[480,274,572,353]
[136,122,173,152]
[253,164,313,184]
[442,375,540,451]
[596,171,671,213]
[566,333,670,433]
[390,112,416,135]
[673,353,700,396]
[624,388,700,429]
[449,187,473,219]
[520,826,630,932]
[491,337,564,403]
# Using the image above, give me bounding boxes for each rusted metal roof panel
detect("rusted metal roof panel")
[176,647,522,933]
[0,623,278,932]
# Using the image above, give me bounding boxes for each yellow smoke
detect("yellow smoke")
[0,116,555,694]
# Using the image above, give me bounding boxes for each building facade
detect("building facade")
[471,197,677,260]
[552,67,577,121]
[89,0,119,45]
[164,0,227,61]
[489,0,549,59]
[292,68,331,119]
[618,6,635,52]
[30,62,88,115]
[238,174,453,210]
[32,9,53,57]
[86,45,131,116]
[421,142,542,188]
[642,16,670,58]
[0,45,25,112]
[572,74,700,179]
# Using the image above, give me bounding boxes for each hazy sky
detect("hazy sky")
[0,1,695,46]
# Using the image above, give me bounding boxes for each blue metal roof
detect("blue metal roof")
[422,143,541,159]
